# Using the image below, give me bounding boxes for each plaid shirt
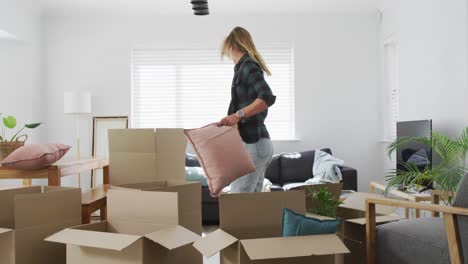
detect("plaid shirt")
[228,55,276,143]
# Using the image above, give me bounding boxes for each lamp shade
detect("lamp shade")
[64,91,92,114]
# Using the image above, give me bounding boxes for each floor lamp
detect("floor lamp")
[64,91,92,188]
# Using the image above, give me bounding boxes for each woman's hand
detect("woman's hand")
[217,114,240,127]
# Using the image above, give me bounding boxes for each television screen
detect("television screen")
[396,120,433,174]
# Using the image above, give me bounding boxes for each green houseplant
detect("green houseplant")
[0,114,41,161]
[386,127,468,199]
[306,187,343,218]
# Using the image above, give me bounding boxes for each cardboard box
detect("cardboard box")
[108,128,187,185]
[46,189,201,264]
[194,191,349,264]
[114,180,202,235]
[0,228,14,264]
[0,186,81,264]
[336,192,405,264]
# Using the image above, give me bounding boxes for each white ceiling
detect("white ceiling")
[40,0,378,14]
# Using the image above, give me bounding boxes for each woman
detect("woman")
[217,26,276,193]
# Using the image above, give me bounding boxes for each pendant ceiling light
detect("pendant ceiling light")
[191,0,209,15]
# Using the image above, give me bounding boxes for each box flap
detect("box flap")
[107,189,178,225]
[193,229,238,258]
[346,215,405,225]
[45,228,141,251]
[155,128,186,181]
[340,192,396,215]
[108,128,157,185]
[109,128,186,185]
[240,234,349,260]
[145,225,201,250]
[219,191,306,239]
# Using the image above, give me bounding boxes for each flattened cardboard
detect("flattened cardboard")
[193,229,238,257]
[219,191,306,239]
[346,215,405,225]
[107,189,179,225]
[339,192,396,215]
[241,234,349,260]
[0,228,14,264]
[108,128,186,185]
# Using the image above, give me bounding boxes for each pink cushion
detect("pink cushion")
[184,124,255,196]
[0,143,71,170]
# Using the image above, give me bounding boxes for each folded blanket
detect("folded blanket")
[307,150,344,184]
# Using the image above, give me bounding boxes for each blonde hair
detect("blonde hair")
[221,27,271,76]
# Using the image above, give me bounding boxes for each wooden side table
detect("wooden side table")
[0,157,109,186]
[369,181,432,218]
[81,184,110,224]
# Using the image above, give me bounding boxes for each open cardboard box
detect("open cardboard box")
[336,192,405,264]
[46,189,201,264]
[114,180,202,235]
[114,180,204,264]
[108,128,187,185]
[0,186,81,264]
[194,191,349,264]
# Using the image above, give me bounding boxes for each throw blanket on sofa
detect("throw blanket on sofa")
[307,150,344,184]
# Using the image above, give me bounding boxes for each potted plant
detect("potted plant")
[306,187,343,218]
[0,114,41,161]
[387,127,468,202]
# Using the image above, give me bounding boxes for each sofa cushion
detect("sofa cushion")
[281,208,340,237]
[185,153,201,167]
[376,217,450,264]
[280,151,313,183]
[265,154,281,184]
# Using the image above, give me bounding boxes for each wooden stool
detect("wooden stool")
[81,184,110,224]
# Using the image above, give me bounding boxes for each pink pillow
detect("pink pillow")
[184,124,255,196]
[0,143,71,170]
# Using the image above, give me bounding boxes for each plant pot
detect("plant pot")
[0,141,25,162]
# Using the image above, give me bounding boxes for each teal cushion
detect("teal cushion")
[185,167,208,187]
[281,208,341,237]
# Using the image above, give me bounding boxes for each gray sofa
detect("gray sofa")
[375,173,468,264]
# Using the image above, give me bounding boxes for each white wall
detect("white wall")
[0,0,43,137]
[379,0,468,176]
[0,0,43,186]
[43,11,380,191]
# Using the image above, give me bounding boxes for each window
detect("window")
[383,40,399,140]
[131,45,295,140]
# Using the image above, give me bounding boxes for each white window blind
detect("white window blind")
[131,46,295,140]
[383,42,399,140]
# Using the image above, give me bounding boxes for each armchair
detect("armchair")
[366,173,468,264]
